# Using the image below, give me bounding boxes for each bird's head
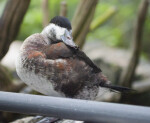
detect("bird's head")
[41,16,77,48]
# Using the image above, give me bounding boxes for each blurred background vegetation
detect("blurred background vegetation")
[1,0,149,59]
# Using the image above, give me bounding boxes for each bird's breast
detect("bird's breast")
[16,53,64,97]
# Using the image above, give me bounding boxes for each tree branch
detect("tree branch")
[119,0,149,87]
[72,0,98,48]
[0,0,30,60]
[72,0,98,40]
[42,0,50,27]
[59,1,67,17]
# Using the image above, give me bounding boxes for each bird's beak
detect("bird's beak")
[61,30,78,49]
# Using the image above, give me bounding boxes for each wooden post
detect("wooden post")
[0,0,30,60]
[42,0,50,27]
[0,0,30,93]
[72,0,98,48]
[119,0,149,87]
[75,3,97,48]
[60,1,67,17]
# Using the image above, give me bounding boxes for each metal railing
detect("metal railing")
[0,91,150,123]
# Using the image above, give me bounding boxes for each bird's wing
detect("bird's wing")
[73,48,102,73]
[44,42,101,73]
[44,42,74,59]
[22,34,100,97]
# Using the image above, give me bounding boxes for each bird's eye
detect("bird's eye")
[67,36,71,40]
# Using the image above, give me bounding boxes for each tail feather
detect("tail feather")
[100,83,133,93]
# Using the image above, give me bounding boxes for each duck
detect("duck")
[16,16,131,100]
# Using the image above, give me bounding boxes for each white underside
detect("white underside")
[16,53,109,99]
[15,54,63,97]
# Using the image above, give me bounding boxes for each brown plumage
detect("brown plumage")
[16,16,131,100]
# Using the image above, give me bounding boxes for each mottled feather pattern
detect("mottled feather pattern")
[16,16,132,102]
[16,33,105,99]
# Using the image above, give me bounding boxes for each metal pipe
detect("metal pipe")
[0,91,150,123]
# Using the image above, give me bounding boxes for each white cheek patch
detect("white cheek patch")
[41,23,66,40]
[41,23,77,48]
[53,24,66,39]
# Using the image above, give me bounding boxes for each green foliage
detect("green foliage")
[88,0,141,48]
[0,0,6,14]
[17,0,78,41]
[17,0,43,40]
[1,0,149,59]
[90,6,117,31]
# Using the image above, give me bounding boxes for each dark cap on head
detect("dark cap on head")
[50,16,72,30]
